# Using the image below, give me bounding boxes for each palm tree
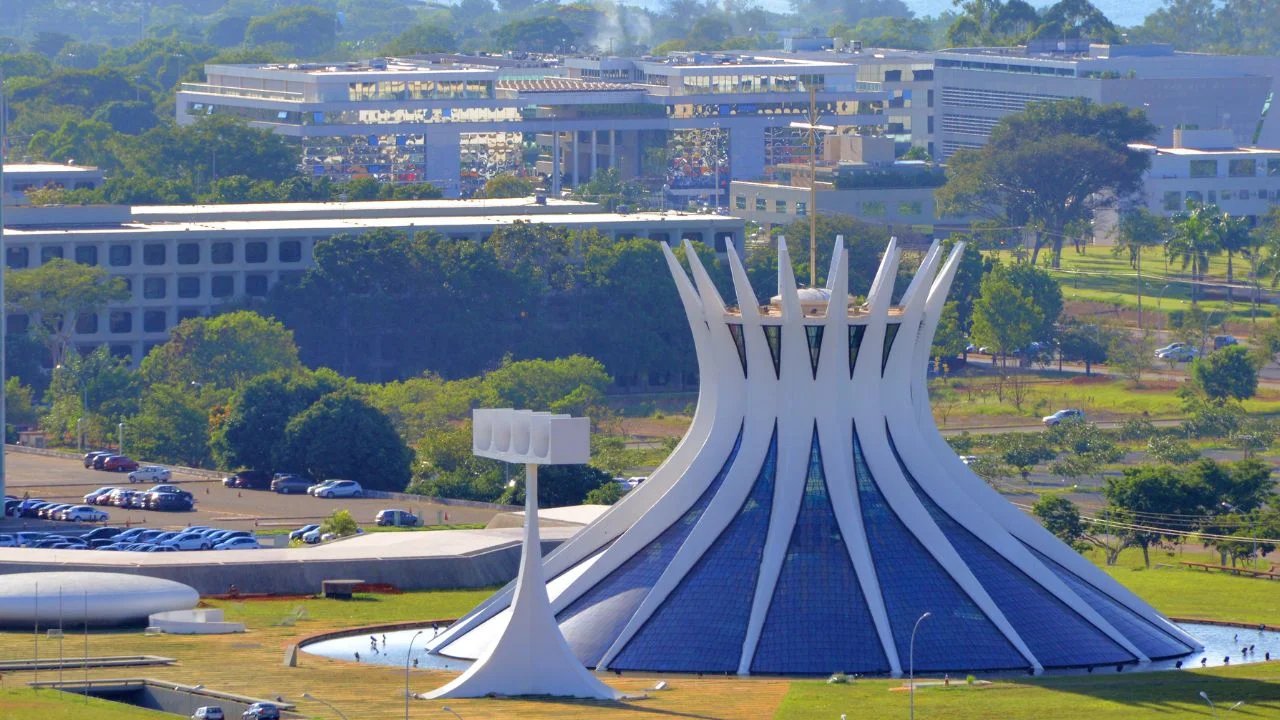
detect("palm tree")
[1212,209,1252,302]
[1113,208,1168,329]
[1166,202,1221,304]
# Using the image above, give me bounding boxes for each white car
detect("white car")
[214,536,260,550]
[163,534,214,551]
[0,534,16,548]
[314,480,363,498]
[129,465,172,483]
[63,505,109,523]
[306,480,339,496]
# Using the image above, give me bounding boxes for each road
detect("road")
[2,452,503,532]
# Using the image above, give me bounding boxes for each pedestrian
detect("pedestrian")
[354,652,360,662]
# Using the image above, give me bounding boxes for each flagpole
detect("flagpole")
[1,67,8,503]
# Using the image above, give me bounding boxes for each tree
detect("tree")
[1004,262,1063,342]
[480,355,611,413]
[1191,345,1260,402]
[211,369,348,472]
[947,0,1040,46]
[1034,0,1120,42]
[408,421,505,502]
[481,174,536,199]
[245,6,337,56]
[1212,209,1252,302]
[1104,464,1212,567]
[1166,202,1221,303]
[1146,435,1200,464]
[382,22,457,55]
[937,98,1154,268]
[5,259,130,367]
[44,346,140,446]
[489,17,578,53]
[584,481,626,505]
[140,311,302,390]
[1108,328,1154,386]
[5,377,38,428]
[1032,495,1086,548]
[1057,319,1113,375]
[969,267,1042,373]
[126,383,216,467]
[1113,208,1168,328]
[320,509,359,538]
[499,464,614,508]
[280,392,413,491]
[931,302,968,371]
[991,432,1056,482]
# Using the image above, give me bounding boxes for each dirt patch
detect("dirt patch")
[618,416,691,439]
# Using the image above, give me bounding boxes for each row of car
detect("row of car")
[0,526,261,551]
[2,496,108,522]
[223,471,365,498]
[82,450,140,473]
[83,484,195,512]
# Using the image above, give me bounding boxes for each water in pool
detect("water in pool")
[301,622,1280,675]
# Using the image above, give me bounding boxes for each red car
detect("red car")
[103,456,139,473]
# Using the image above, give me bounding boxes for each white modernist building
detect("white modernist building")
[0,572,198,628]
[427,237,1201,675]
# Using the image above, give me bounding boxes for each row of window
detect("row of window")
[1188,158,1280,179]
[736,194,923,219]
[10,306,205,336]
[724,323,899,379]
[1161,188,1280,211]
[5,240,304,270]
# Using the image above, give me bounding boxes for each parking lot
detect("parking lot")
[2,452,503,531]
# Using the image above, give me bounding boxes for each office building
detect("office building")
[1131,128,1280,221]
[2,162,104,205]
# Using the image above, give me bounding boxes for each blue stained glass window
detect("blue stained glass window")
[1024,544,1194,660]
[882,323,900,373]
[849,325,866,376]
[763,325,782,378]
[887,433,1135,668]
[557,425,745,666]
[752,426,889,674]
[805,325,824,378]
[612,426,779,672]
[727,323,748,377]
[853,424,1028,672]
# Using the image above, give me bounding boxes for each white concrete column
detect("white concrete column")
[609,130,617,171]
[572,131,580,188]
[424,130,462,198]
[591,130,598,179]
[552,131,561,196]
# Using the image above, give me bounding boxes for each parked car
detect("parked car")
[147,492,195,512]
[107,489,137,507]
[3,498,17,517]
[1214,335,1240,350]
[314,480,362,499]
[289,524,319,542]
[164,533,214,551]
[92,454,115,470]
[375,509,419,527]
[0,534,16,547]
[1043,408,1085,427]
[103,456,140,473]
[193,706,225,720]
[301,528,324,544]
[241,702,280,720]
[83,487,118,505]
[959,455,978,465]
[214,536,260,550]
[222,470,272,489]
[306,479,340,496]
[271,474,312,494]
[129,465,172,483]
[64,505,109,523]
[41,503,73,520]
[147,484,192,498]
[83,450,113,468]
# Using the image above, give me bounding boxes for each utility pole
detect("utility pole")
[0,68,8,503]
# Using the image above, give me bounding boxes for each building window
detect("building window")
[883,70,902,82]
[211,275,234,297]
[245,241,268,264]
[143,243,166,266]
[109,245,132,266]
[8,314,29,334]
[1186,190,1204,203]
[211,242,234,264]
[1222,190,1233,201]
[1162,191,1182,211]
[756,197,766,211]
[143,277,166,299]
[41,246,64,264]
[177,308,202,322]
[245,274,269,296]
[1207,190,1217,203]
[143,310,167,333]
[7,247,29,269]
[177,277,200,298]
[862,201,886,217]
[74,246,98,265]
[1229,159,1258,177]
[279,240,302,263]
[109,344,133,360]
[177,243,200,265]
[735,194,747,210]
[927,89,934,108]
[1268,159,1280,177]
[796,201,807,217]
[776,199,787,213]
[1190,159,1217,178]
[898,201,923,216]
[1239,189,1250,200]
[109,311,132,334]
[75,313,98,334]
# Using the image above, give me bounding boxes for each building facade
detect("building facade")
[2,163,104,205]
[2,198,741,364]
[1131,129,1280,222]
[428,238,1200,674]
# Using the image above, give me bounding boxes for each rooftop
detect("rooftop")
[4,162,101,175]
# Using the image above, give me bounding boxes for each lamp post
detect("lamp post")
[1,67,9,503]
[909,611,931,720]
[176,683,204,716]
[405,629,425,719]
[117,422,124,454]
[441,707,463,720]
[302,692,349,720]
[1200,690,1218,718]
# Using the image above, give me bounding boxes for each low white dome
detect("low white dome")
[0,572,198,627]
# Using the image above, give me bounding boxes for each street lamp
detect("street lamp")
[303,692,350,720]
[405,629,425,720]
[1200,690,1218,718]
[1157,283,1171,309]
[441,707,463,720]
[175,683,204,716]
[909,611,932,720]
[117,422,124,454]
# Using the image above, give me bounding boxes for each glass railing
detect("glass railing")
[179,83,304,101]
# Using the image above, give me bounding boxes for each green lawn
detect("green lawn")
[0,689,174,719]
[204,586,498,628]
